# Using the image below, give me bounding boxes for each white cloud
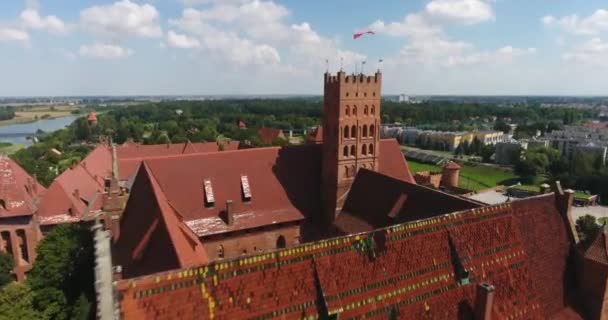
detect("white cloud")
[168,3,362,70]
[0,27,29,43]
[20,9,68,35]
[79,43,133,59]
[80,0,162,38]
[543,9,608,35]
[167,30,200,48]
[563,38,608,66]
[425,0,494,25]
[370,14,441,38]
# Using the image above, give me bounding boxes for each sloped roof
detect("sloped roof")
[307,126,323,144]
[335,169,481,234]
[115,194,580,319]
[130,139,413,237]
[113,164,208,279]
[583,225,608,265]
[258,128,284,145]
[36,141,238,224]
[141,144,321,236]
[116,140,239,159]
[0,156,45,218]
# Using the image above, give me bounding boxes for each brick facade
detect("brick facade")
[322,71,382,224]
[201,223,300,260]
[0,216,42,281]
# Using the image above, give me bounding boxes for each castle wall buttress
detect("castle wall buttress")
[321,71,382,225]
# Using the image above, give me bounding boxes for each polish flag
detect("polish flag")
[353,30,375,39]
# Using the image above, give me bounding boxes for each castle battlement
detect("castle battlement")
[324,71,382,85]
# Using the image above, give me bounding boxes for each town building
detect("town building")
[95,72,603,319]
[112,71,426,277]
[473,130,504,145]
[0,156,46,281]
[494,140,526,165]
[113,185,588,320]
[547,125,608,163]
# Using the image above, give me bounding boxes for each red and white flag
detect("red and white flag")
[353,30,375,39]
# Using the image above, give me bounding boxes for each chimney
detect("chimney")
[540,183,551,194]
[474,283,495,320]
[226,200,234,225]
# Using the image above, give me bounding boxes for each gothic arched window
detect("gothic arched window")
[350,145,356,156]
[369,144,374,155]
[344,125,349,139]
[343,146,349,157]
[362,125,368,137]
[370,124,375,137]
[351,126,357,138]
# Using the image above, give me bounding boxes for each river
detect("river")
[0,115,79,146]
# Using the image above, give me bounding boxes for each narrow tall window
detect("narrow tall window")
[369,144,374,155]
[217,245,225,259]
[276,235,286,249]
[362,144,367,155]
[371,105,375,115]
[343,146,349,157]
[362,125,368,137]
[353,105,357,115]
[344,125,350,139]
[16,229,28,263]
[345,105,350,116]
[351,126,356,138]
[370,124,375,137]
[364,105,369,115]
[350,145,356,156]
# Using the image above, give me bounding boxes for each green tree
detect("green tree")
[27,224,95,320]
[493,120,511,134]
[0,252,14,287]
[576,215,600,245]
[0,283,39,320]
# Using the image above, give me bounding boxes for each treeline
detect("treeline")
[381,101,593,126]
[0,107,15,121]
[514,147,608,203]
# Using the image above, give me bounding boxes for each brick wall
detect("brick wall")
[0,215,41,281]
[201,223,300,260]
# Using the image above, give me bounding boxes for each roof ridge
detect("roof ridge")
[142,163,207,266]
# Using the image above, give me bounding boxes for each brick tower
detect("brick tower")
[322,71,382,224]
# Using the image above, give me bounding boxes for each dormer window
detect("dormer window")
[204,179,215,207]
[241,175,252,202]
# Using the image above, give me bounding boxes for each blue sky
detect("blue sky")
[1,0,608,96]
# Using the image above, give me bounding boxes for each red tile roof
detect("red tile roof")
[36,141,237,224]
[257,128,284,145]
[307,126,323,144]
[582,225,608,265]
[122,139,413,238]
[335,169,482,234]
[116,141,239,159]
[139,145,321,236]
[115,194,580,320]
[113,164,208,279]
[0,156,45,218]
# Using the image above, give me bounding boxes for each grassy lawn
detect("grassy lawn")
[0,143,24,155]
[407,159,519,191]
